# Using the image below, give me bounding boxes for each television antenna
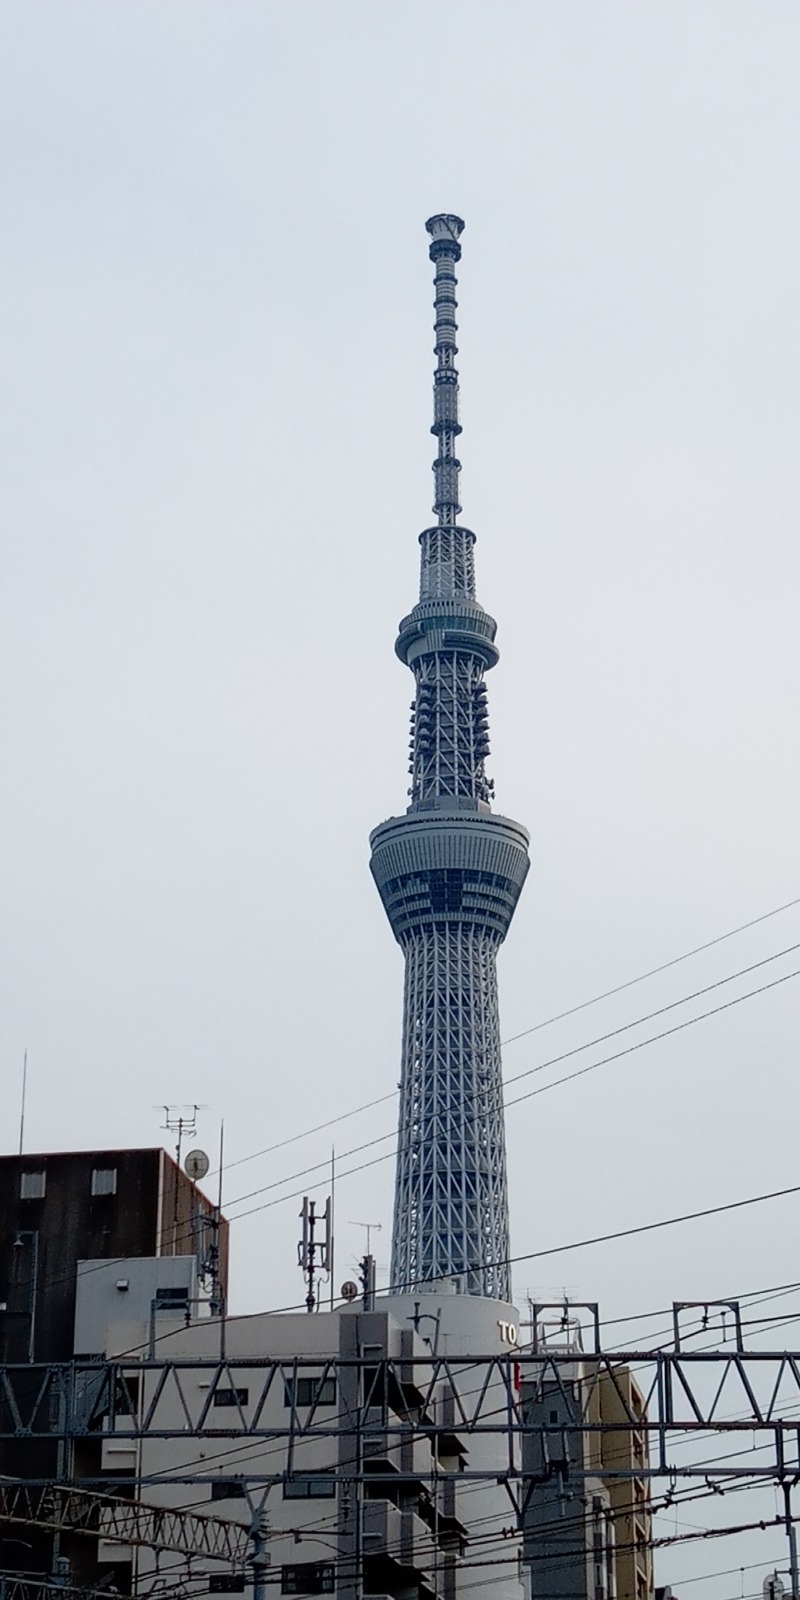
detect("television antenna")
[158,1105,207,1168]
[350,1220,382,1256]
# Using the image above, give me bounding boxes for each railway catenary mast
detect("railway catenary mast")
[370,215,530,1301]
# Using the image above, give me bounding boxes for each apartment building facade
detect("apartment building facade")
[521,1329,653,1600]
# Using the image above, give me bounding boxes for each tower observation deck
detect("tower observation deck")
[370,216,529,1301]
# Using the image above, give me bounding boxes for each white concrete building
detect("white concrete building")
[77,1270,524,1600]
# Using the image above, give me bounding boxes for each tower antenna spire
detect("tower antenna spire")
[426,213,465,527]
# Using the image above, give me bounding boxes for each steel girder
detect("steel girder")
[0,1582,136,1600]
[3,1347,800,1475]
[0,1484,247,1563]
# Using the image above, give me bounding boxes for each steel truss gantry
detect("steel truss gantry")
[0,1484,248,1563]
[3,1341,800,1489]
[0,1582,136,1600]
[370,215,530,1301]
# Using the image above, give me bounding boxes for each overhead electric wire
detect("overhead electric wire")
[26,1277,800,1583]
[13,908,800,1583]
[505,963,800,1110]
[380,1177,800,1296]
[42,1314,800,1590]
[222,941,800,1212]
[225,960,800,1223]
[216,892,800,1180]
[594,1280,800,1333]
[61,1473,794,1590]
[116,1262,800,1409]
[500,894,800,1047]
[677,1556,786,1588]
[90,1277,800,1502]
[9,945,799,1423]
[2,1480,776,1587]
[108,1506,800,1590]
[20,1444,751,1595]
[104,1246,800,1384]
[23,935,800,1314]
[225,1463,774,1559]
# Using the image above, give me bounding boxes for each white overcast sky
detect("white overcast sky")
[2,5,800,1578]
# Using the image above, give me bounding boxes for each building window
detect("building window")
[284,1376,337,1408]
[283,1472,336,1500]
[155,1285,190,1309]
[19,1172,45,1200]
[115,1374,140,1412]
[211,1480,247,1501]
[208,1576,247,1592]
[91,1168,117,1196]
[213,1388,249,1408]
[281,1566,334,1595]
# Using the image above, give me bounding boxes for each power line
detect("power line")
[504,964,800,1111]
[17,1291,800,1583]
[501,894,800,1046]
[225,962,800,1221]
[216,893,800,1180]
[13,921,798,1328]
[494,1177,800,1277]
[81,1276,800,1492]
[504,943,800,1090]
[224,942,800,1210]
[24,938,800,1317]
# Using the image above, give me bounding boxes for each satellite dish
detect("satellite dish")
[185,1149,210,1181]
[763,1577,785,1600]
[340,1280,359,1302]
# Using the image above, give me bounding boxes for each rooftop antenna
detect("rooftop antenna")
[298,1197,331,1313]
[157,1104,207,1256]
[350,1220,382,1257]
[158,1104,206,1168]
[207,1121,226,1331]
[18,1049,27,1156]
[329,1147,336,1312]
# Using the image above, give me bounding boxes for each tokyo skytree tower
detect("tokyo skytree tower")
[370,216,530,1301]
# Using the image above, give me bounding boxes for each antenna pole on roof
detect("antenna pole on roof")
[215,1119,226,1354]
[18,1050,27,1156]
[329,1146,336,1312]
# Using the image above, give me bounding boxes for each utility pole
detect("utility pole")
[782,1479,799,1600]
[249,1512,270,1600]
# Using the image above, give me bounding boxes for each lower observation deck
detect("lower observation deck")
[369,805,529,942]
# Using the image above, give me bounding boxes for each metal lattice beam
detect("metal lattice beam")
[0,1582,134,1600]
[0,1484,247,1563]
[3,1348,800,1482]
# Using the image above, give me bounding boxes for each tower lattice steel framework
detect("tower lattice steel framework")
[370,215,530,1301]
